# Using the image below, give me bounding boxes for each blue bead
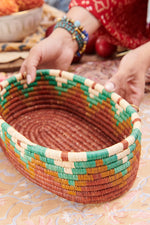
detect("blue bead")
[74,20,80,27]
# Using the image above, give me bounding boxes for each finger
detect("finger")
[20,60,27,74]
[21,49,40,84]
[104,71,124,94]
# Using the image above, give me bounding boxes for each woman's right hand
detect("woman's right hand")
[20,28,78,84]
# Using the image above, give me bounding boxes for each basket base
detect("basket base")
[9,108,117,152]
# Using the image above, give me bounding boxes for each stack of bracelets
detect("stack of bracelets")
[54,16,89,57]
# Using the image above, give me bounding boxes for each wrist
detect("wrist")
[54,16,89,57]
[50,27,78,56]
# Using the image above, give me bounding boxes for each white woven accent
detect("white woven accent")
[54,160,75,168]
[68,152,87,162]
[62,71,74,81]
[84,79,94,87]
[117,148,130,160]
[89,87,99,97]
[64,168,73,174]
[56,77,67,84]
[94,83,104,93]
[45,148,62,160]
[108,143,124,157]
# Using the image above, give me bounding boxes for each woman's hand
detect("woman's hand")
[20,28,77,84]
[20,6,100,84]
[104,42,150,106]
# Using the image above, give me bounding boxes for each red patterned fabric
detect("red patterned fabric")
[69,0,149,49]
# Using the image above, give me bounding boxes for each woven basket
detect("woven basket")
[0,69,141,204]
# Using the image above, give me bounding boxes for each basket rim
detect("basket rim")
[0,69,141,162]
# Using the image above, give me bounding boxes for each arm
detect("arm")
[20,6,100,84]
[104,41,150,106]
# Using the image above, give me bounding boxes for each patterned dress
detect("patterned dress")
[69,0,150,49]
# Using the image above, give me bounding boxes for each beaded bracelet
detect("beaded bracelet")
[54,16,89,57]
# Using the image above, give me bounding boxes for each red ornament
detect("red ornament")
[85,31,98,54]
[95,37,117,58]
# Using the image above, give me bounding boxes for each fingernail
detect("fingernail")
[105,82,115,92]
[27,74,32,84]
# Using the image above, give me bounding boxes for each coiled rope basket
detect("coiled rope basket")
[0,69,141,204]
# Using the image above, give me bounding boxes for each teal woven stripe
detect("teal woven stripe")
[40,155,47,163]
[6,76,17,85]
[126,105,136,115]
[103,154,118,165]
[62,83,75,89]
[58,172,78,180]
[114,114,123,123]
[46,161,87,175]
[94,96,103,105]
[36,69,50,76]
[73,74,86,84]
[20,156,29,167]
[72,168,87,175]
[49,80,57,86]
[55,86,68,92]
[27,81,38,87]
[5,84,12,92]
[129,143,136,152]
[107,153,133,171]
[131,128,141,140]
[27,145,46,157]
[116,121,119,126]
[98,93,107,101]
[110,99,116,107]
[17,84,25,90]
[127,152,133,161]
[1,121,11,131]
[107,159,123,170]
[46,157,55,165]
[67,80,77,87]
[14,146,21,155]
[86,96,98,106]
[46,163,64,173]
[121,168,127,177]
[40,75,56,81]
[1,99,7,107]
[21,87,34,93]
[111,105,117,113]
[24,93,29,98]
[68,180,75,186]
[102,89,112,98]
[1,91,9,101]
[86,149,109,161]
[25,149,35,159]
[114,161,130,174]
[74,160,96,169]
[80,84,89,92]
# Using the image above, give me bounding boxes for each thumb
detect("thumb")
[104,72,122,93]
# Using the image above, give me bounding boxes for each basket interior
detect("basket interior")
[0,70,133,153]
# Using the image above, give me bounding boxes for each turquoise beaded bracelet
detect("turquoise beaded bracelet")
[54,16,89,57]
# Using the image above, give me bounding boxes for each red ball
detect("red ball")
[95,37,117,58]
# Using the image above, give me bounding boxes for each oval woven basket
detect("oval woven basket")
[0,69,141,204]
